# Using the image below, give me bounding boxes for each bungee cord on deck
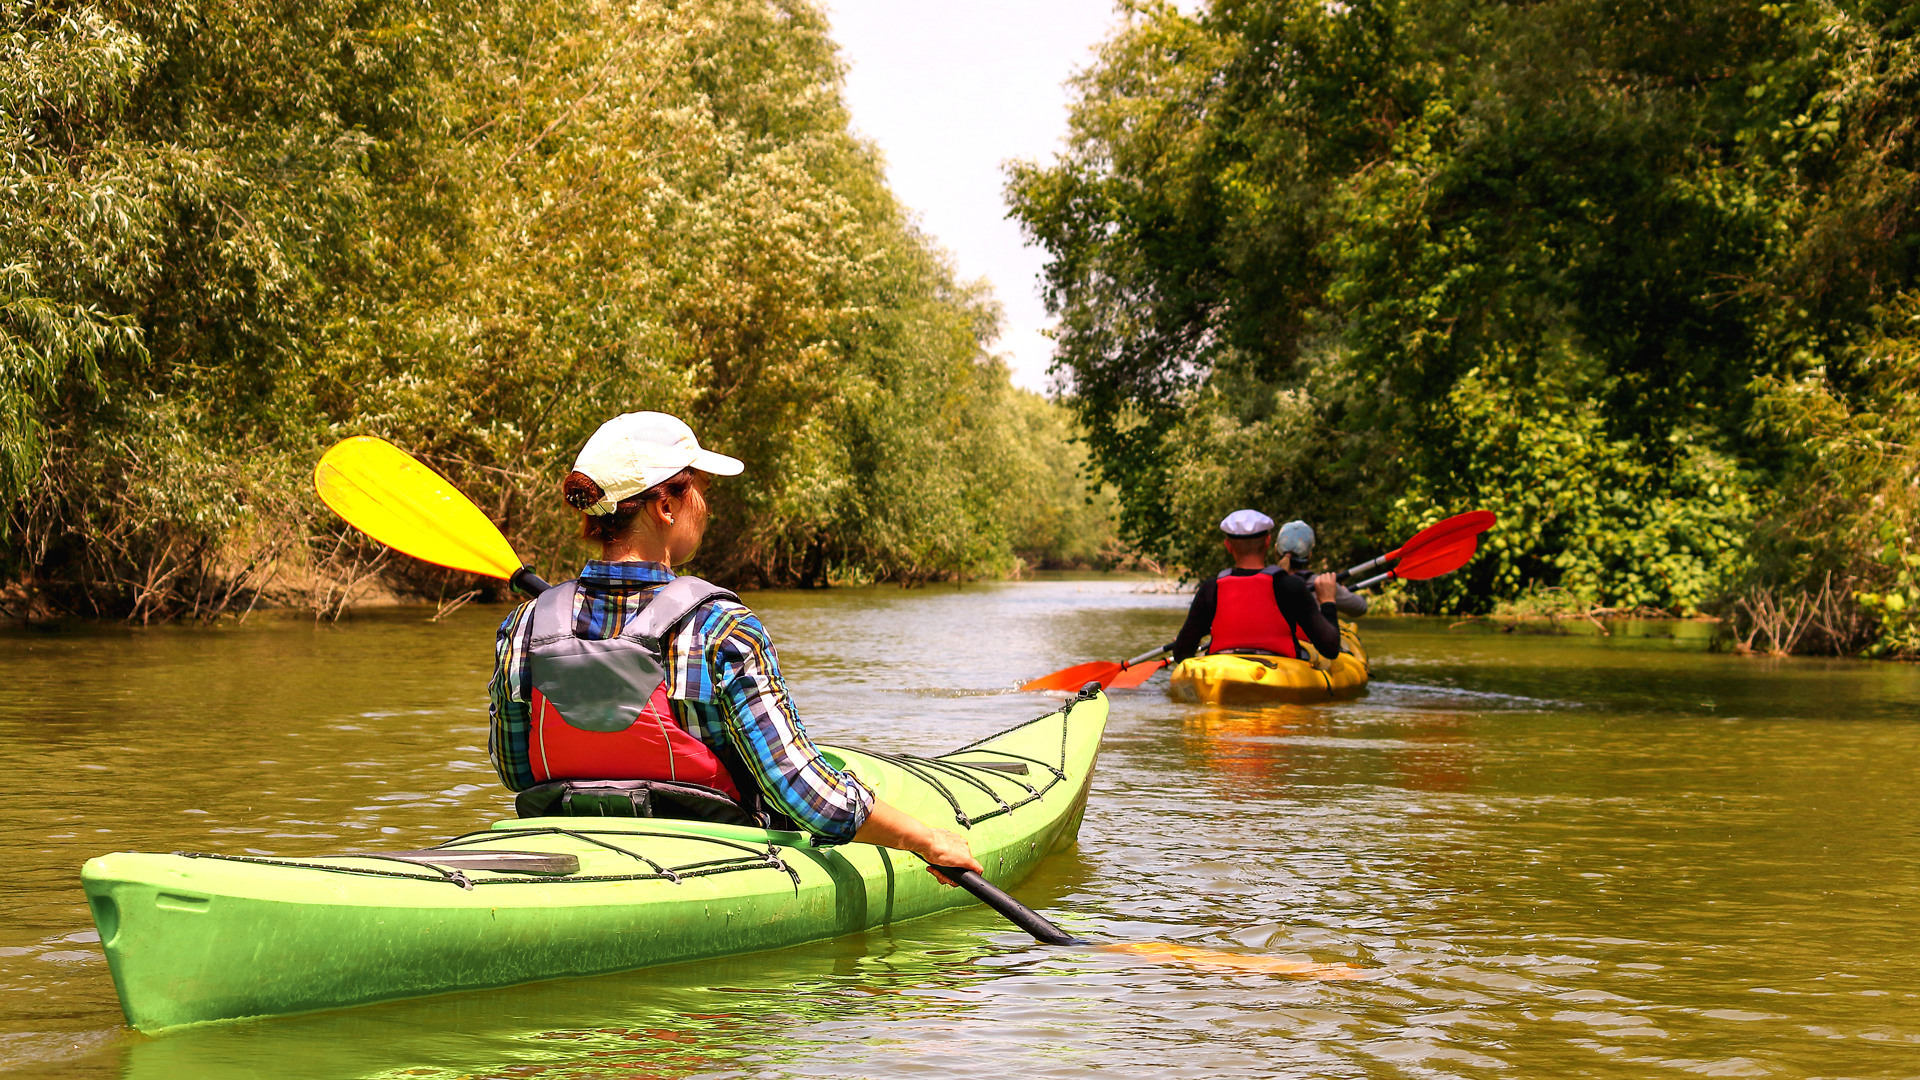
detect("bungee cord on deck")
[165,694,1087,890]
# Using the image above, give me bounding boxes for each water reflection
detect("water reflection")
[5,588,1920,1078]
[1177,704,1324,785]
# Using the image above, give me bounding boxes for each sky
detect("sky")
[827,1,1127,393]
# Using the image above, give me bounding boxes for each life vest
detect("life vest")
[523,576,741,796]
[1209,567,1300,658]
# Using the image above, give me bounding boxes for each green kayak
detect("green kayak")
[82,687,1109,1034]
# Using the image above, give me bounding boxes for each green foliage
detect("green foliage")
[1008,0,1920,638]
[1389,371,1755,615]
[1736,4,1920,651]
[1156,358,1373,579]
[999,386,1119,569]
[0,0,1110,617]
[1853,539,1920,659]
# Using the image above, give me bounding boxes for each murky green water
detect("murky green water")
[6,579,1920,1078]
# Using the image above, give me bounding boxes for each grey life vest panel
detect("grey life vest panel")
[524,576,738,732]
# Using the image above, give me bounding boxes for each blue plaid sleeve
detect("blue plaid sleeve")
[671,600,874,841]
[487,599,538,792]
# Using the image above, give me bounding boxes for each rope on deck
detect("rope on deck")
[172,689,1090,887]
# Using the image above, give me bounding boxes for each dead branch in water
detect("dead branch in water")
[431,589,482,622]
[1733,573,1862,656]
[311,535,393,623]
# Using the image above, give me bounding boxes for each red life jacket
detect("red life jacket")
[1209,568,1300,658]
[523,577,741,797]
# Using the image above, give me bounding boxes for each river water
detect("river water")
[5,578,1920,1079]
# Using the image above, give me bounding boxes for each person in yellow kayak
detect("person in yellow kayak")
[1278,519,1369,621]
[1168,510,1343,665]
[487,411,982,884]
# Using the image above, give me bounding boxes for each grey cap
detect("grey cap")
[1219,509,1275,537]
[1277,520,1315,563]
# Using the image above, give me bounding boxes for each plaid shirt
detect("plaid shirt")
[487,560,874,841]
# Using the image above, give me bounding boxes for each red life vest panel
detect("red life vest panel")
[523,577,741,797]
[1209,568,1300,658]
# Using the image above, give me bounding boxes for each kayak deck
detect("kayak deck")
[1169,627,1369,704]
[82,687,1109,1034]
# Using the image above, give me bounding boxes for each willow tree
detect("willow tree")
[2,0,1111,618]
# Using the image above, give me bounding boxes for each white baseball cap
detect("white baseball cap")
[571,412,744,515]
[1219,509,1275,537]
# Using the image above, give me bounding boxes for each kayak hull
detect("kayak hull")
[82,690,1108,1034]
[1168,627,1369,705]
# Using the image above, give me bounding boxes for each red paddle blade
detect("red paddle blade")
[1394,535,1482,580]
[1105,660,1166,690]
[1022,661,1122,692]
[1392,510,1496,561]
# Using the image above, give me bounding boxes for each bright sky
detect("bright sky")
[828,1,1125,393]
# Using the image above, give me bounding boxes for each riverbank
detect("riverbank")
[15,568,1905,669]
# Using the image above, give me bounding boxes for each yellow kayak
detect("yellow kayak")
[1168,626,1369,705]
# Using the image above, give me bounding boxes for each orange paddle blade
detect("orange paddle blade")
[1105,659,1166,690]
[1099,941,1372,980]
[1021,661,1122,692]
[314,436,522,580]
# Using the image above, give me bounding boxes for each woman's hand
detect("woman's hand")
[852,799,983,886]
[1313,572,1338,604]
[917,829,983,886]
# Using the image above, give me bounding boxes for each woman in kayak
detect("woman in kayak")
[1276,520,1368,620]
[488,411,981,883]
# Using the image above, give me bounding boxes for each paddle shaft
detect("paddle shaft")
[1282,564,1400,593]
[1338,551,1397,583]
[933,866,1085,945]
[509,566,553,597]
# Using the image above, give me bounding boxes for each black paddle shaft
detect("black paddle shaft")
[509,566,553,597]
[934,866,1086,946]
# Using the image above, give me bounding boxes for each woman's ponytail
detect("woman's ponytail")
[562,468,696,543]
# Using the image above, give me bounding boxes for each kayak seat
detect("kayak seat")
[514,779,764,828]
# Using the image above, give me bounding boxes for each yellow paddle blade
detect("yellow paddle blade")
[314,436,523,581]
[1098,941,1372,980]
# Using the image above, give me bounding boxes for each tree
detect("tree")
[1010,0,1837,615]
[1,0,1113,619]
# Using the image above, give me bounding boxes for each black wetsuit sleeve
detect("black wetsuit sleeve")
[1275,573,1341,657]
[1171,577,1218,663]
